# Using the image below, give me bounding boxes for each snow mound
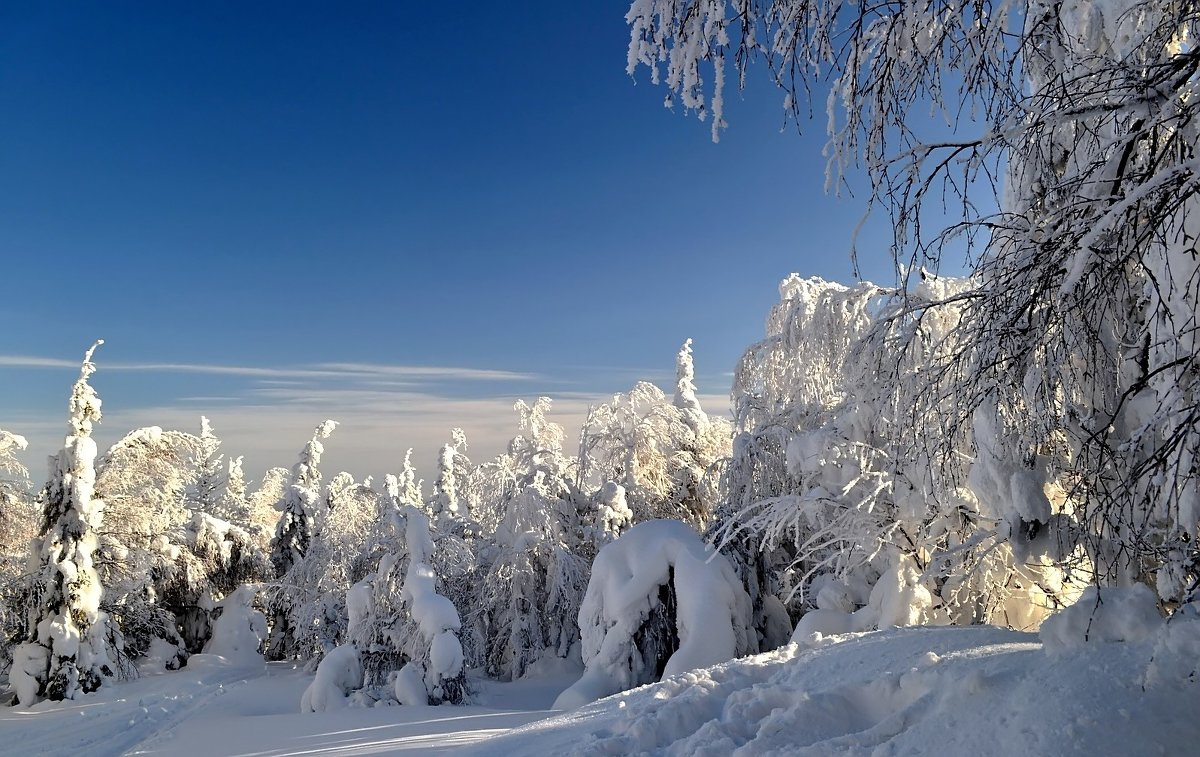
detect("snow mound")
[554,519,753,709]
[300,644,364,713]
[473,625,1200,756]
[1040,584,1162,655]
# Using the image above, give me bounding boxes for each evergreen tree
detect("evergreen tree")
[266,420,337,660]
[11,341,127,704]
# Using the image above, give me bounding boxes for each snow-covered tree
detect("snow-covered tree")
[555,519,754,709]
[244,465,289,551]
[89,424,207,665]
[344,504,466,705]
[396,507,466,704]
[217,455,249,525]
[11,341,128,704]
[578,341,730,531]
[185,417,225,516]
[283,474,379,662]
[266,419,337,660]
[430,429,471,531]
[474,399,590,680]
[628,1,1199,608]
[0,429,34,681]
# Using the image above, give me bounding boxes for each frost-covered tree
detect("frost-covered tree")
[11,341,128,704]
[628,1,1199,606]
[430,429,471,530]
[90,424,206,665]
[344,504,466,705]
[396,507,466,704]
[283,474,379,662]
[185,417,225,516]
[0,429,35,681]
[266,420,337,660]
[245,466,289,551]
[714,275,1076,643]
[474,399,590,680]
[578,342,730,531]
[217,455,249,525]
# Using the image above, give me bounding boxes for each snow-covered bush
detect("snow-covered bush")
[555,519,753,709]
[203,585,267,666]
[300,643,363,712]
[1040,585,1163,656]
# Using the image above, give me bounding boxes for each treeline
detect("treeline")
[3,267,1195,707]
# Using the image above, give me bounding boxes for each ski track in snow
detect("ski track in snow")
[1,659,259,757]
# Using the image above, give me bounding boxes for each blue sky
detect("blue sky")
[0,1,899,481]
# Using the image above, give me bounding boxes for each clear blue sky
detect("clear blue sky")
[0,1,898,481]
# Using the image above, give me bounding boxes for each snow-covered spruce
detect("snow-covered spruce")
[12,341,127,704]
[266,419,337,661]
[555,519,753,709]
[473,398,590,681]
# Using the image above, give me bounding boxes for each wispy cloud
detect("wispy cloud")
[0,355,537,383]
[0,355,79,368]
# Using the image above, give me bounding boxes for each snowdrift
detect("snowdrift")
[472,624,1200,756]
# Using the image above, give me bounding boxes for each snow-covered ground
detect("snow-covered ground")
[4,624,1198,756]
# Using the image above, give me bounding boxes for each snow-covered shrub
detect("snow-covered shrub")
[203,585,267,666]
[1146,600,1200,688]
[300,643,363,712]
[13,342,130,704]
[555,519,753,709]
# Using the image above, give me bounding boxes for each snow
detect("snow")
[1040,584,1163,655]
[2,623,1197,755]
[474,625,1200,756]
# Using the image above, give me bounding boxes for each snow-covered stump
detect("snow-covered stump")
[555,519,753,709]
